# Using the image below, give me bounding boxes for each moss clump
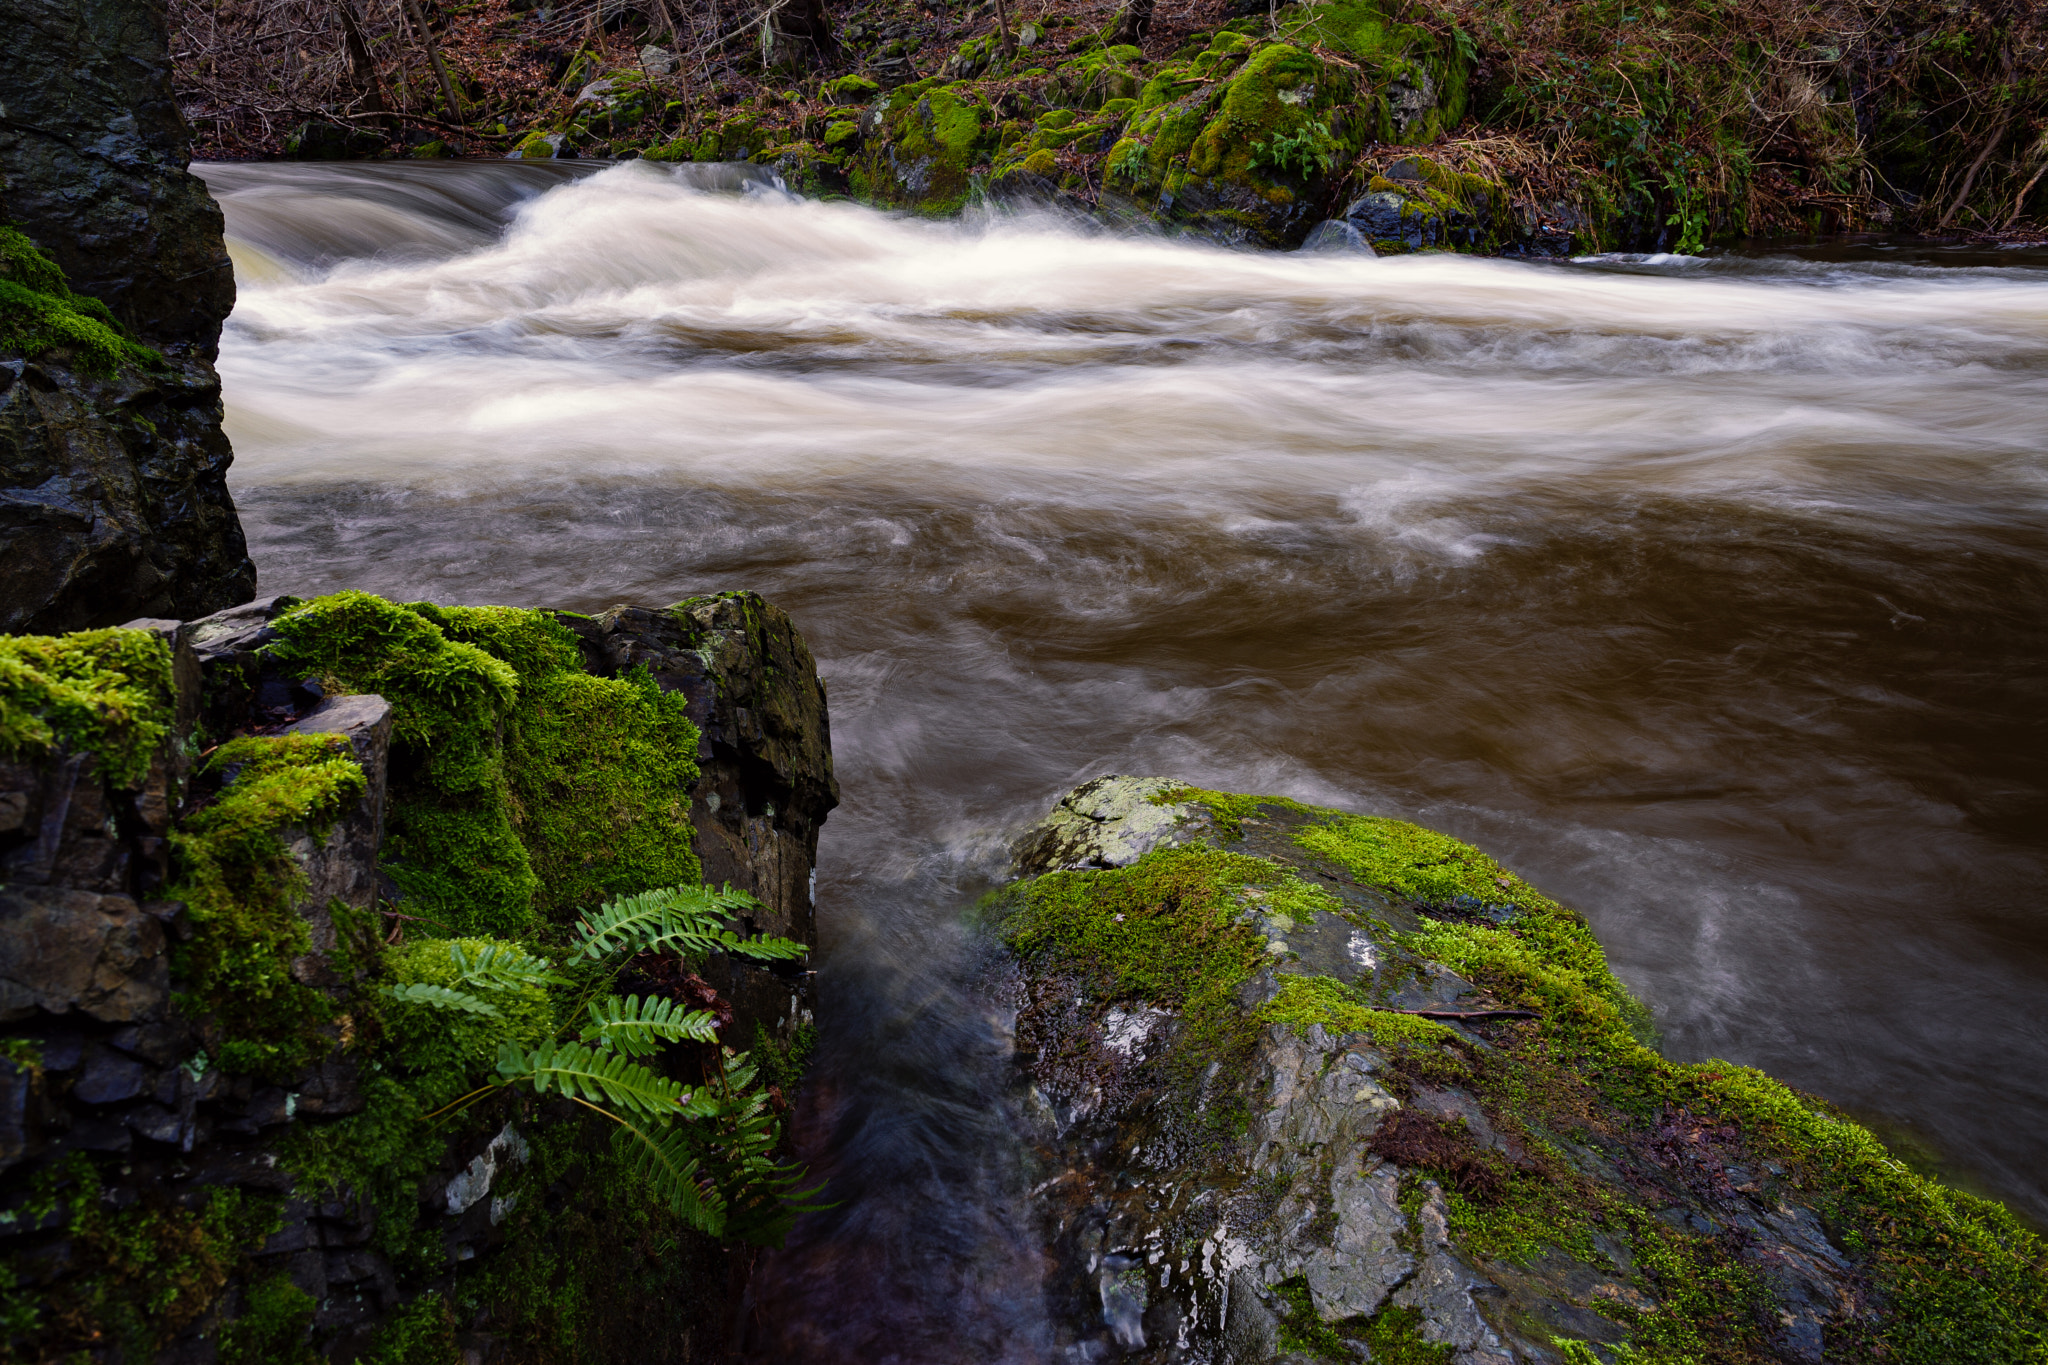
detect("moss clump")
[1258,974,1457,1051]
[172,732,367,1076]
[264,592,700,936]
[0,226,161,375]
[360,1291,459,1363]
[0,1155,280,1361]
[1296,814,1652,1045]
[1271,1277,1453,1362]
[850,84,993,214]
[0,628,175,787]
[218,1272,318,1364]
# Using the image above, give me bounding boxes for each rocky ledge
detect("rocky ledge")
[990,776,2048,1363]
[0,589,834,1362]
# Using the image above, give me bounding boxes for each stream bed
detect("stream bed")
[197,158,2048,1360]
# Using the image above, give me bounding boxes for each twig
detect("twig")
[1384,1008,1539,1021]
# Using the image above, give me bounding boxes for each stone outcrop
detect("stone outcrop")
[0,0,255,633]
[0,590,836,1362]
[992,777,2048,1363]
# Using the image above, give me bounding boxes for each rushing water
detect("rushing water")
[196,159,2048,1358]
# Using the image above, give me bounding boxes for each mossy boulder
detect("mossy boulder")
[1344,155,1511,253]
[989,777,2048,1362]
[1110,41,1365,247]
[848,81,995,215]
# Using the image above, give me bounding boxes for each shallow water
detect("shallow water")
[196,159,2048,1357]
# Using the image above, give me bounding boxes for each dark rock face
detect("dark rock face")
[0,356,255,633]
[0,0,234,350]
[0,0,254,632]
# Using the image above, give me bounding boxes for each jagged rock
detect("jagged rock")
[281,693,393,981]
[0,0,254,632]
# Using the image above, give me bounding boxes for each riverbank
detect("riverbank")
[175,0,2048,251]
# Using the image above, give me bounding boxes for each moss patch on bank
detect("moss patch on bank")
[172,732,368,1076]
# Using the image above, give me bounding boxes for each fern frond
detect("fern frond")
[494,1039,688,1119]
[569,883,807,966]
[687,1046,831,1246]
[448,940,567,991]
[609,1118,728,1236]
[581,994,723,1056]
[384,982,501,1017]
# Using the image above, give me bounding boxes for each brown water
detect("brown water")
[198,160,2048,1360]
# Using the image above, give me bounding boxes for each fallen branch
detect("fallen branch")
[1385,1008,1539,1021]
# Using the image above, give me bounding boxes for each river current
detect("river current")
[196,159,2048,1360]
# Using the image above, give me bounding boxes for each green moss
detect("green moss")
[0,225,161,375]
[1,1155,280,1361]
[361,1291,459,1364]
[218,1272,318,1364]
[1258,974,1457,1050]
[1147,782,1306,839]
[264,592,700,936]
[1295,814,1653,1046]
[0,628,175,787]
[171,732,367,1076]
[824,74,882,104]
[1270,1276,1453,1362]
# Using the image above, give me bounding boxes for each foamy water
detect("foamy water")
[199,158,2048,1360]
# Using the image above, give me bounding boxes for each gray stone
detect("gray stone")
[1013,774,1215,874]
[281,693,393,982]
[1390,1184,1516,1365]
[72,1045,149,1104]
[0,885,168,1023]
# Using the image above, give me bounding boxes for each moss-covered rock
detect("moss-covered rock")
[1344,155,1512,253]
[848,81,996,215]
[991,778,2048,1362]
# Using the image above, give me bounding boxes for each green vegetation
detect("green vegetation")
[172,733,367,1075]
[0,628,175,786]
[264,592,701,937]
[0,226,160,375]
[1257,973,1457,1050]
[0,1155,280,1362]
[1272,1277,1454,1362]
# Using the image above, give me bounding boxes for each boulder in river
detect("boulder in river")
[991,777,2048,1362]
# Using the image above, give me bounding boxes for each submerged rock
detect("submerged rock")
[989,779,2048,1362]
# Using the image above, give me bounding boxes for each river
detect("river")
[196,158,2048,1360]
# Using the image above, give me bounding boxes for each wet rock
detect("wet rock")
[0,886,169,1024]
[995,778,1978,1362]
[281,692,393,983]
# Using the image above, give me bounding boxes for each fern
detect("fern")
[447,941,566,991]
[383,982,500,1017]
[494,1038,706,1120]
[570,883,809,966]
[610,1117,729,1235]
[686,1047,832,1245]
[1247,120,1337,179]
[581,994,723,1056]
